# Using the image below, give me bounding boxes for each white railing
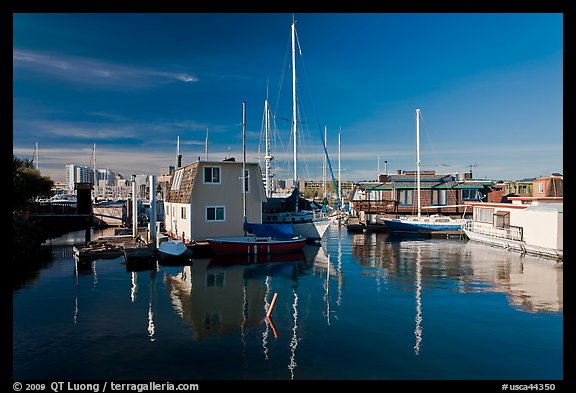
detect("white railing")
[466,221,523,241]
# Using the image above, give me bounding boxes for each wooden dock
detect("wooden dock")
[73,235,153,263]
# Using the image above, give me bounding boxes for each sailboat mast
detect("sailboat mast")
[264,99,273,198]
[291,17,298,208]
[205,128,209,160]
[338,127,342,210]
[323,126,327,198]
[242,101,247,224]
[416,108,421,218]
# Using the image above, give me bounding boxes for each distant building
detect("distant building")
[65,164,91,193]
[533,174,563,198]
[349,170,494,220]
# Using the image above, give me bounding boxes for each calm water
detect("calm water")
[13,226,563,380]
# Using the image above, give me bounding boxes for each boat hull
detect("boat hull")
[292,217,333,241]
[206,236,306,255]
[383,218,464,234]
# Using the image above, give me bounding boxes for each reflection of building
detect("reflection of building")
[464,241,563,313]
[349,234,563,313]
[163,260,266,340]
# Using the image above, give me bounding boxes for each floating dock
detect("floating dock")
[73,235,152,263]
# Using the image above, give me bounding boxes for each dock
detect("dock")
[73,235,153,263]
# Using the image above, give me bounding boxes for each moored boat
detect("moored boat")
[206,236,306,255]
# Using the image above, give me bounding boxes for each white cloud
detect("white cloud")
[13,49,199,87]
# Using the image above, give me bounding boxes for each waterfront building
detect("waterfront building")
[463,196,563,260]
[349,170,494,223]
[164,160,266,242]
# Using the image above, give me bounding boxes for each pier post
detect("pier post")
[149,175,157,250]
[132,175,138,239]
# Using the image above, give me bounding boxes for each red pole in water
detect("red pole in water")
[266,293,278,319]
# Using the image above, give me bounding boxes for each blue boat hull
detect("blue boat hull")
[383,219,463,234]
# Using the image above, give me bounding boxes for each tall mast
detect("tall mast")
[205,128,209,160]
[416,108,421,218]
[242,101,247,224]
[323,126,327,198]
[291,16,298,205]
[338,127,342,210]
[264,99,273,198]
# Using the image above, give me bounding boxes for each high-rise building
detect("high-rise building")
[66,163,91,193]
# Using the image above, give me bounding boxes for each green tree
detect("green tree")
[13,155,54,211]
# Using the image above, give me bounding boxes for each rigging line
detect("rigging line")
[297,39,339,201]
[418,110,442,172]
[272,31,291,123]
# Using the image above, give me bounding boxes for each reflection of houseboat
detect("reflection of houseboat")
[463,197,563,260]
[163,257,301,340]
[464,241,563,313]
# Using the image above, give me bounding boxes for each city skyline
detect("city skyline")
[13,13,563,183]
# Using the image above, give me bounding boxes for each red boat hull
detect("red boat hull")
[206,237,306,255]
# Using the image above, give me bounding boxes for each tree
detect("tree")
[13,155,54,211]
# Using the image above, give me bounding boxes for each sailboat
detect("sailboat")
[382,109,469,235]
[206,102,306,256]
[261,16,334,242]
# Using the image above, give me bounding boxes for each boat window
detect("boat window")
[474,206,494,224]
[494,211,510,228]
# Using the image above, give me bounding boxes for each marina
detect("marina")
[12,12,564,384]
[13,226,563,380]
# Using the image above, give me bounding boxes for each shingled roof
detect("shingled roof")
[166,162,198,204]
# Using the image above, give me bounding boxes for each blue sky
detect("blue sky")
[13,13,563,183]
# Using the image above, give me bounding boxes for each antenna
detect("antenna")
[466,163,479,178]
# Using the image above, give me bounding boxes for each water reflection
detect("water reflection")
[414,246,422,356]
[351,232,563,313]
[162,253,305,341]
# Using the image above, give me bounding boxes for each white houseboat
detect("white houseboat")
[463,197,563,261]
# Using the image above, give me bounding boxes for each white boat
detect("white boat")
[261,17,336,242]
[382,109,468,235]
[158,240,192,262]
[462,199,563,261]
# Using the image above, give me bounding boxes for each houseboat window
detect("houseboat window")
[431,189,447,205]
[171,169,184,190]
[204,167,221,184]
[538,182,545,194]
[474,206,494,224]
[181,206,186,219]
[494,211,510,228]
[462,189,479,200]
[398,189,413,205]
[206,271,225,288]
[206,206,225,222]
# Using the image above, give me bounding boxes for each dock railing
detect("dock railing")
[466,221,523,242]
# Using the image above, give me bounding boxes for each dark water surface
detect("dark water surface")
[13,226,563,380]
